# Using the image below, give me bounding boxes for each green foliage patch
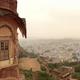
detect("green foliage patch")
[38,71,57,80]
[72,72,80,80]
[20,69,33,80]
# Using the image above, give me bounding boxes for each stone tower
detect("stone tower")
[0,0,26,80]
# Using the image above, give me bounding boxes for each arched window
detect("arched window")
[0,25,13,61]
[0,40,9,60]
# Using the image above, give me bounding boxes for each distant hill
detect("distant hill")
[18,45,37,58]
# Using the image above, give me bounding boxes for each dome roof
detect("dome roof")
[0,0,17,13]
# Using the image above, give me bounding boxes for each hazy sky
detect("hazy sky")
[17,0,80,39]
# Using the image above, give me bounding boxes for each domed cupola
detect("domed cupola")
[0,0,17,14]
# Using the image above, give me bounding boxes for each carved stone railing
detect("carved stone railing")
[0,56,18,69]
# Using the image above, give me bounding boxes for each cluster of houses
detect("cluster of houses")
[22,39,80,63]
[38,56,75,80]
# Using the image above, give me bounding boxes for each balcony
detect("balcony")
[0,57,18,69]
